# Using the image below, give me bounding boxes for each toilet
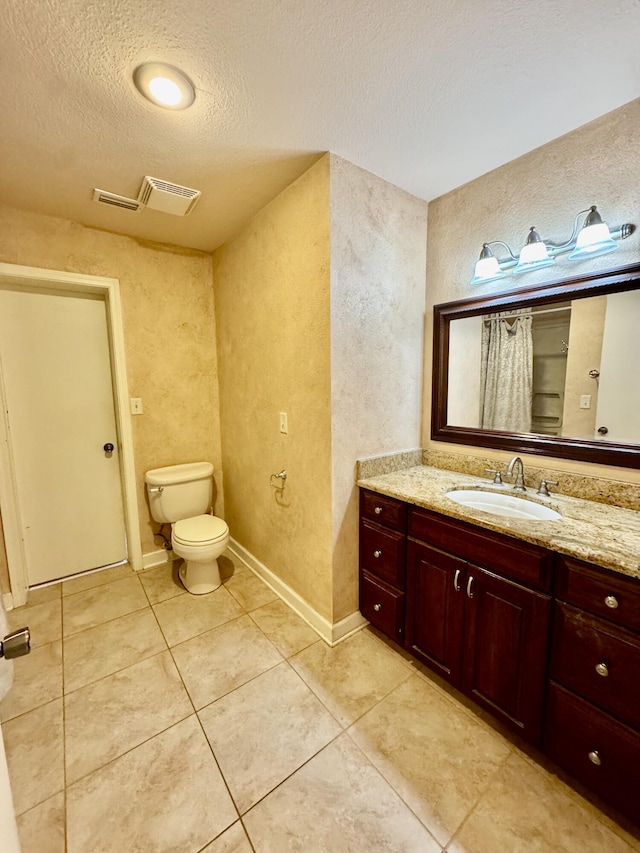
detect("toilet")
[145,462,229,595]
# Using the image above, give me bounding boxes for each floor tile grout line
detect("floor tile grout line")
[441,750,516,851]
[0,639,64,725]
[63,708,195,791]
[62,601,150,643]
[340,728,443,849]
[60,566,139,601]
[193,704,244,826]
[63,645,177,700]
[233,727,347,819]
[287,651,414,730]
[245,607,319,659]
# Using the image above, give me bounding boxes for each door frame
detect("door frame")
[0,262,142,607]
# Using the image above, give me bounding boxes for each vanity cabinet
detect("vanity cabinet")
[359,490,407,643]
[545,556,640,820]
[405,506,552,744]
[359,487,640,824]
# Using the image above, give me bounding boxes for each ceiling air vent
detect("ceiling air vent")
[138,176,201,216]
[92,189,142,212]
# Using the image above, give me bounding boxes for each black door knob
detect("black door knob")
[104,443,114,452]
[597,426,609,436]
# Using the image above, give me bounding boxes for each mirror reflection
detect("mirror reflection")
[447,290,640,444]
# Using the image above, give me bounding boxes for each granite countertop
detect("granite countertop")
[357,465,640,581]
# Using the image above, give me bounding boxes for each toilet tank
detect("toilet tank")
[145,462,213,523]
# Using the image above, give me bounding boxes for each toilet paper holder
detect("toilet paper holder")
[270,470,287,490]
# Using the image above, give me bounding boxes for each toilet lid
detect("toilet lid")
[173,515,228,545]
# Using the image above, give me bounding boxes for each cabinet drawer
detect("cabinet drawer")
[360,489,407,532]
[545,682,640,824]
[360,571,405,642]
[360,519,406,588]
[555,556,640,632]
[409,506,553,591]
[550,603,640,730]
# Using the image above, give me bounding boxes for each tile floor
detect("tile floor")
[2,552,640,852]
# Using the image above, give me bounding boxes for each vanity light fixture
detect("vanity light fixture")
[133,62,195,110]
[470,206,634,285]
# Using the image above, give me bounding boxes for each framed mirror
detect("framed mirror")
[431,262,640,468]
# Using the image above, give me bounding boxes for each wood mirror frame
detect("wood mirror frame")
[431,261,640,468]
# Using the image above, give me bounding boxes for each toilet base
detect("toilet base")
[179,557,222,595]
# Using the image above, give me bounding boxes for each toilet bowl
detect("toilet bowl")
[172,514,230,595]
[144,461,230,597]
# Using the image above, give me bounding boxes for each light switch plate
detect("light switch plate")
[130,397,143,415]
[579,395,591,409]
[279,412,288,434]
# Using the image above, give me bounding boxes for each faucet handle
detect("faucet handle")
[485,468,503,485]
[536,479,558,497]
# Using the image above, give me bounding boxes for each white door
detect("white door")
[0,285,127,585]
[595,290,640,443]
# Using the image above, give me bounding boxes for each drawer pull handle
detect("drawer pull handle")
[595,662,609,677]
[604,595,619,609]
[373,550,382,558]
[374,506,383,515]
[373,603,382,612]
[466,576,474,599]
[453,569,461,592]
[588,750,602,766]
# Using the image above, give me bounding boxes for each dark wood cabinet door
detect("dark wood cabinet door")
[405,539,466,686]
[462,564,551,744]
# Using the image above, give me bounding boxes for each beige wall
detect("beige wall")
[562,296,606,438]
[423,99,640,485]
[329,155,427,621]
[0,204,222,563]
[213,157,334,619]
[213,154,427,624]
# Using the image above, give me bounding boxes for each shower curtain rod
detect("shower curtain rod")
[484,305,571,321]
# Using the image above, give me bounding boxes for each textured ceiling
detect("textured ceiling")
[2,0,640,252]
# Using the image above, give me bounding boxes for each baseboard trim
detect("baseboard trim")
[142,548,175,570]
[228,538,367,646]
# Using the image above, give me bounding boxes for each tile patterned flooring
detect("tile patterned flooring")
[3,552,640,852]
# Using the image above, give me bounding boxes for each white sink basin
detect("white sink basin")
[445,489,562,521]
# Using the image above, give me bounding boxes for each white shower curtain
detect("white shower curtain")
[480,311,533,433]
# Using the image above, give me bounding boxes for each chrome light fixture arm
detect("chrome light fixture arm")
[471,205,634,285]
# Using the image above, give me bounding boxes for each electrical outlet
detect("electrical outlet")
[130,397,143,415]
[579,395,591,410]
[279,412,288,434]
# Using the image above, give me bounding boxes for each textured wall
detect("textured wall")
[423,99,640,483]
[212,157,334,619]
[329,155,427,621]
[0,205,222,559]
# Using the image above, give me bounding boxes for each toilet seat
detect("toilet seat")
[173,514,228,546]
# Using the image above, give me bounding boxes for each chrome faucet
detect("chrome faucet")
[506,456,526,492]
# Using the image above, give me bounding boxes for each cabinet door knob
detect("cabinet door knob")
[595,662,609,677]
[373,603,382,612]
[374,506,383,515]
[588,750,602,766]
[466,576,474,599]
[453,569,461,592]
[604,595,619,609]
[373,550,382,558]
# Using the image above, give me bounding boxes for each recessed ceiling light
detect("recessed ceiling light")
[133,62,195,110]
